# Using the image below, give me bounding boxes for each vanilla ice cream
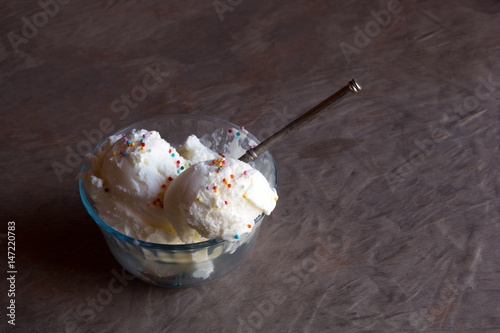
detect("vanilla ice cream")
[163,157,278,242]
[83,129,212,243]
[83,128,278,245]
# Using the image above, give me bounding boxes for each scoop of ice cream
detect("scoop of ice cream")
[83,129,207,243]
[163,157,278,242]
[177,134,219,164]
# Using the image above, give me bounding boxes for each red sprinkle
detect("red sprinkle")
[168,176,173,181]
[162,184,166,188]
[224,201,228,205]
[228,129,233,133]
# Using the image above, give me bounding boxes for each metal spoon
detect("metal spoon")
[239,79,362,163]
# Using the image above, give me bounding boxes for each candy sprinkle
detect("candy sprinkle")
[168,177,173,181]
[241,126,245,130]
[228,184,232,188]
[141,147,145,151]
[236,132,241,137]
[131,142,135,146]
[228,129,233,134]
[230,174,235,179]
[123,152,127,156]
[112,152,116,156]
[242,194,246,198]
[197,197,201,202]
[243,171,248,176]
[143,134,146,138]
[247,224,251,228]
[224,201,228,205]
[162,184,167,188]
[171,153,175,157]
[127,140,131,144]
[235,234,240,239]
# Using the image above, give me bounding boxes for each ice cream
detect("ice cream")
[83,128,277,245]
[163,157,278,242]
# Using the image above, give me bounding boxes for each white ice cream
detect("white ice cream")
[83,128,277,245]
[83,129,212,244]
[163,157,278,242]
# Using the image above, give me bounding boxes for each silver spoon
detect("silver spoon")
[239,79,362,163]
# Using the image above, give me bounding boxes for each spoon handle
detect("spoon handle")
[239,79,362,163]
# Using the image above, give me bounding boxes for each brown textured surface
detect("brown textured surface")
[2,0,500,332]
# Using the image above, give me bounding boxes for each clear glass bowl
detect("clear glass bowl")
[79,115,278,287]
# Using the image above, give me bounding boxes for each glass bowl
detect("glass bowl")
[79,115,278,287]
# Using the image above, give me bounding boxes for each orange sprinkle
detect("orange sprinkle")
[247,224,252,228]
[217,170,221,173]
[230,175,234,179]
[228,184,232,188]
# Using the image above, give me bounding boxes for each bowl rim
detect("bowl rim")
[79,114,278,250]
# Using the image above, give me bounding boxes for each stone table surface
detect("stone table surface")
[2,0,500,332]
